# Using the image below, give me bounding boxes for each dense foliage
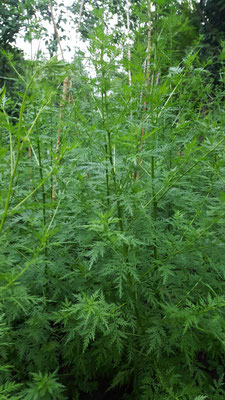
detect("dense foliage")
[1,0,225,399]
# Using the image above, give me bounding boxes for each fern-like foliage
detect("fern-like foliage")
[0,2,225,399]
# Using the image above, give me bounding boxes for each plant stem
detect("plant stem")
[0,151,20,236]
[105,94,123,232]
[136,0,152,179]
[126,0,132,87]
[151,152,157,259]
[37,139,46,227]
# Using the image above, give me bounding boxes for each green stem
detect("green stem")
[10,156,62,215]
[101,45,110,209]
[105,108,143,332]
[0,151,20,236]
[99,31,143,331]
[151,154,157,259]
[37,139,46,227]
[0,73,39,235]
[127,134,225,233]
[106,126,124,233]
[105,144,110,207]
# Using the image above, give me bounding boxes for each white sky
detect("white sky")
[15,0,88,62]
[15,0,197,63]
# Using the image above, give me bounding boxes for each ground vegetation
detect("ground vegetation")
[0,1,225,399]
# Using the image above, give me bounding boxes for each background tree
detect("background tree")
[0,0,51,116]
[192,0,225,84]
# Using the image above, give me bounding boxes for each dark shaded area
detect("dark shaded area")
[194,0,225,84]
[79,384,130,400]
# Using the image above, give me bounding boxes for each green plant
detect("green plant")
[0,1,225,399]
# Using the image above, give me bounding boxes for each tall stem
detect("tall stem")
[100,44,110,208]
[126,0,132,87]
[151,149,157,259]
[0,151,20,236]
[49,1,74,199]
[151,45,158,259]
[100,37,123,231]
[136,0,152,179]
[37,135,47,257]
[49,1,65,61]
[98,13,144,331]
[37,139,46,227]
[0,72,40,235]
